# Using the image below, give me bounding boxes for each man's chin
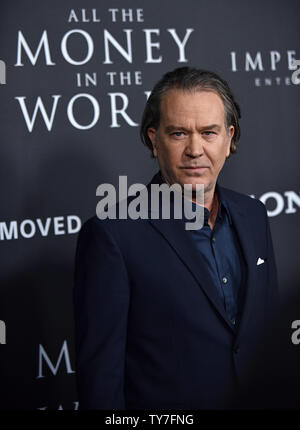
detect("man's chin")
[163,173,210,193]
[182,180,207,190]
[176,180,209,202]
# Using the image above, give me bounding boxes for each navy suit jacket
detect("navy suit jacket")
[73,171,280,409]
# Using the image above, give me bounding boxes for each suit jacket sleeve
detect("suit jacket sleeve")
[73,217,130,410]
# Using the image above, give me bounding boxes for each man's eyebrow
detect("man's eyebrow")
[199,124,222,131]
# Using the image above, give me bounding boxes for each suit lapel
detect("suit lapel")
[148,215,235,332]
[146,172,235,332]
[146,172,259,337]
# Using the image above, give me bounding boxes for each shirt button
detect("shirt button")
[222,276,228,284]
[212,237,216,243]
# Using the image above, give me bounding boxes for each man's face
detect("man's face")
[147,89,234,196]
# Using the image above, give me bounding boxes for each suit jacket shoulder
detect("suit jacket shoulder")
[219,185,267,216]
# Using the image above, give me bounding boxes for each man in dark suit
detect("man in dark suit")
[73,67,280,409]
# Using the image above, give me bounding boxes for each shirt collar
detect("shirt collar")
[215,182,233,225]
[186,182,233,226]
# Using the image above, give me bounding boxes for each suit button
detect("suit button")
[222,276,228,284]
[233,345,240,354]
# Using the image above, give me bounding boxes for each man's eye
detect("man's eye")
[203,131,215,136]
[173,132,184,137]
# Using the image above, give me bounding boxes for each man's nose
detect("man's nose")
[185,134,204,157]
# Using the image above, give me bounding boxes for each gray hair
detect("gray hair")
[140,67,241,157]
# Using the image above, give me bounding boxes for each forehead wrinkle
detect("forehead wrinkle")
[161,90,226,134]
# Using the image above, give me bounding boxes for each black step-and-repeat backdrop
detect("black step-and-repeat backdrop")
[0,0,299,410]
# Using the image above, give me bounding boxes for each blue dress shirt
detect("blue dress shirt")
[185,184,247,329]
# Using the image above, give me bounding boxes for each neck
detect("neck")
[158,172,219,228]
[203,188,215,212]
[191,183,216,210]
[207,192,219,230]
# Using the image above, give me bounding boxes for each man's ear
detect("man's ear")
[147,127,158,158]
[226,125,235,157]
